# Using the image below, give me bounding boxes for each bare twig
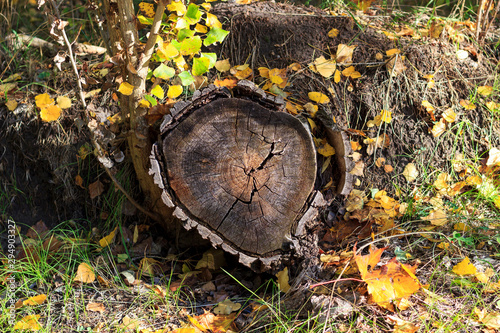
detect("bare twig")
[45,0,163,223]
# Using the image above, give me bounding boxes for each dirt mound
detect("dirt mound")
[212,1,499,196]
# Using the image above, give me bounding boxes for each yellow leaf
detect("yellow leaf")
[213,299,241,315]
[13,315,42,330]
[56,96,72,109]
[328,28,339,38]
[303,103,318,117]
[308,92,330,104]
[486,101,500,112]
[431,119,446,138]
[386,48,401,56]
[402,163,418,182]
[6,99,17,111]
[453,222,470,232]
[342,66,361,79]
[23,294,47,306]
[334,70,341,83]
[276,267,291,293]
[421,100,435,112]
[317,142,335,157]
[307,118,316,132]
[269,68,284,84]
[194,23,208,33]
[336,44,356,64]
[477,85,493,96]
[452,257,477,276]
[118,82,134,96]
[138,99,150,108]
[288,62,301,71]
[459,99,475,110]
[74,262,96,283]
[422,209,447,226]
[151,85,164,99]
[167,85,183,99]
[87,302,106,313]
[99,227,117,248]
[380,109,392,123]
[433,172,450,190]
[205,12,222,28]
[167,0,186,15]
[158,42,179,60]
[309,56,336,78]
[40,104,62,122]
[35,93,54,108]
[138,2,155,18]
[442,108,456,122]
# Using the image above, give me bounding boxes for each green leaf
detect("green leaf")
[185,3,202,25]
[144,94,157,107]
[200,52,217,68]
[153,64,176,80]
[180,36,202,56]
[192,57,210,76]
[137,15,153,25]
[151,85,164,99]
[203,27,229,46]
[177,28,195,42]
[178,71,194,86]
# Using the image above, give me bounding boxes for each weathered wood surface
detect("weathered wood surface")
[150,81,352,270]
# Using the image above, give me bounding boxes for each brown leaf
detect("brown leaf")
[26,220,49,239]
[88,180,104,199]
[87,302,105,313]
[74,262,96,283]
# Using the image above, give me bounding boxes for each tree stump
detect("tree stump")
[150,81,352,270]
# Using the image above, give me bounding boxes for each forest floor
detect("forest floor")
[1,0,500,332]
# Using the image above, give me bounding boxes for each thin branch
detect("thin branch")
[46,0,162,223]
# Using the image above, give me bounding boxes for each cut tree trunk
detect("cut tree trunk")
[150,81,353,271]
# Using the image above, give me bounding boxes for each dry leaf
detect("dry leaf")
[342,66,361,79]
[402,163,418,182]
[336,44,356,64]
[459,99,475,110]
[422,209,447,226]
[386,48,401,56]
[477,85,493,96]
[56,96,72,109]
[214,59,230,72]
[431,119,446,138]
[328,28,339,38]
[486,147,500,166]
[74,262,96,283]
[309,56,336,78]
[276,267,291,293]
[6,99,17,111]
[317,142,335,157]
[87,302,105,313]
[118,82,134,95]
[475,308,500,330]
[386,56,406,77]
[433,172,450,190]
[308,92,330,104]
[23,294,47,306]
[99,227,117,248]
[213,298,241,315]
[442,108,456,123]
[40,104,62,122]
[456,49,468,60]
[88,180,104,199]
[384,164,394,173]
[13,315,42,330]
[452,257,477,275]
[350,160,364,176]
[375,157,386,167]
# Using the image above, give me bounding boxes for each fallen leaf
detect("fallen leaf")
[303,102,318,117]
[328,28,339,38]
[442,108,456,123]
[214,78,238,89]
[431,119,446,138]
[13,315,42,330]
[40,103,62,122]
[74,262,96,283]
[355,246,420,311]
[342,66,361,79]
[350,160,364,176]
[386,55,406,77]
[6,99,17,111]
[99,227,117,248]
[56,96,72,109]
[422,209,447,226]
[308,92,330,104]
[214,299,241,315]
[87,302,105,313]
[35,93,54,108]
[402,163,418,182]
[167,85,183,99]
[459,99,475,110]
[336,44,356,64]
[375,157,386,167]
[88,180,104,199]
[317,142,335,157]
[214,59,231,72]
[477,85,493,96]
[139,257,160,277]
[386,48,401,56]
[276,267,291,293]
[433,172,450,190]
[475,308,500,330]
[309,56,336,78]
[23,294,47,306]
[384,164,394,173]
[486,147,500,166]
[334,69,341,83]
[486,101,500,112]
[452,257,477,276]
